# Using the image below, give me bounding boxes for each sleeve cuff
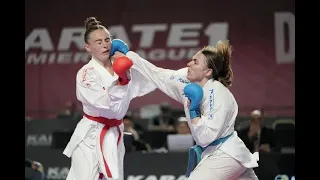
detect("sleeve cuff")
[126,51,136,59]
[188,118,206,137]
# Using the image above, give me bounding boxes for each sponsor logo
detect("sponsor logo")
[208,88,214,119]
[25,12,295,65]
[25,22,229,64]
[177,78,190,84]
[26,134,52,147]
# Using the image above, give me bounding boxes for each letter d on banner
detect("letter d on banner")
[274,12,295,64]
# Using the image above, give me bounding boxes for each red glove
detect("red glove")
[112,56,133,85]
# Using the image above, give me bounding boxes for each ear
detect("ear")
[84,44,90,53]
[205,68,213,78]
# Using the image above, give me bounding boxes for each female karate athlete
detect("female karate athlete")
[110,39,259,180]
[63,17,156,180]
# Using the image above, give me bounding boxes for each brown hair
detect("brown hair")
[84,17,107,43]
[201,40,233,87]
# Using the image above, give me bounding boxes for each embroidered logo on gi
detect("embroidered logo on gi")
[82,69,88,82]
[82,67,94,82]
[177,78,190,84]
[170,75,175,80]
[208,88,214,119]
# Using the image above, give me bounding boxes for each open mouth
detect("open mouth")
[103,50,110,54]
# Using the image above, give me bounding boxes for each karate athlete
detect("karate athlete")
[63,17,156,180]
[110,39,259,180]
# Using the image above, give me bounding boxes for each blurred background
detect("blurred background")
[25,0,295,179]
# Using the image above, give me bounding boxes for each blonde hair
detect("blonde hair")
[201,40,233,87]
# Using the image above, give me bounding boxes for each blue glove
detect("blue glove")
[110,39,129,56]
[183,83,204,119]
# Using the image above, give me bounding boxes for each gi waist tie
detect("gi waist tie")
[185,132,234,177]
[83,113,123,178]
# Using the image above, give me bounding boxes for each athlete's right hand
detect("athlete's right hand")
[184,83,203,119]
[110,39,129,56]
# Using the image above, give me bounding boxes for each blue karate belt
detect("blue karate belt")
[185,132,234,177]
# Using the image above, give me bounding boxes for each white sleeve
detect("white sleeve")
[125,68,158,99]
[188,89,236,147]
[76,68,130,113]
[126,51,188,104]
[107,69,158,114]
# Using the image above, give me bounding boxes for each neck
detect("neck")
[194,78,209,88]
[93,56,112,69]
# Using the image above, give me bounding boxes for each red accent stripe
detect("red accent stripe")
[116,126,121,145]
[100,125,112,178]
[83,113,123,179]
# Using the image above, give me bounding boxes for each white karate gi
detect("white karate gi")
[63,57,156,180]
[125,51,259,180]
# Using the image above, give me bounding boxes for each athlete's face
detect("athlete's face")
[186,51,212,83]
[85,29,111,62]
